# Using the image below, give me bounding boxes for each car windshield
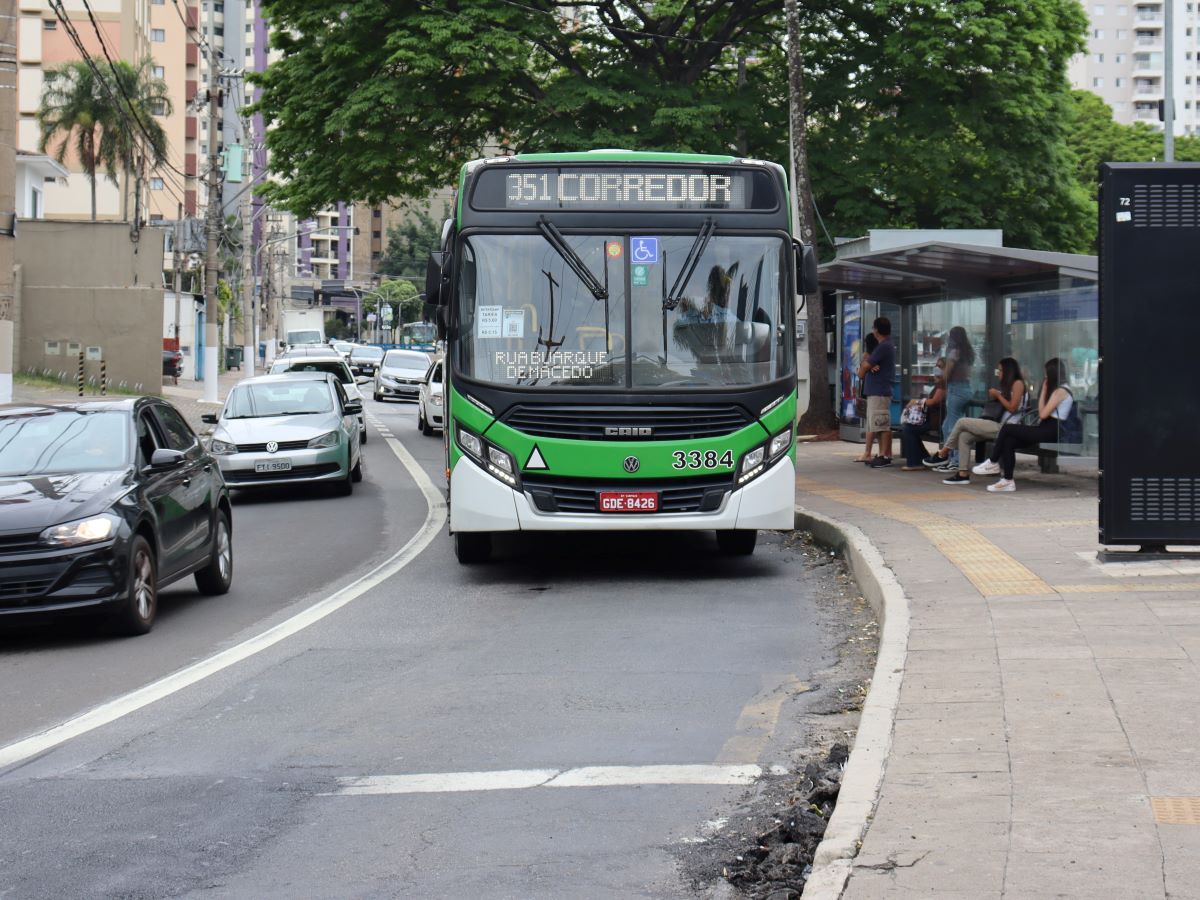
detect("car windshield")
[383,351,429,373]
[353,347,384,360]
[456,233,791,388]
[271,360,352,383]
[0,409,130,475]
[287,330,323,345]
[223,382,334,418]
[333,342,354,353]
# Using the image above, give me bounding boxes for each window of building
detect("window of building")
[1094,77,1105,88]
[150,178,165,191]
[246,24,252,32]
[152,65,165,79]
[1117,4,1127,13]
[1116,53,1126,63]
[372,209,381,218]
[1094,4,1105,14]
[1095,52,1105,64]
[43,18,56,29]
[1116,29,1128,39]
[372,230,382,239]
[151,99,167,115]
[1094,28,1104,39]
[152,0,164,5]
[151,28,165,41]
[30,187,41,220]
[1116,76,1126,87]
[150,213,164,221]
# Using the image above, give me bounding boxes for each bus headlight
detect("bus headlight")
[456,425,483,459]
[742,447,765,474]
[487,446,518,486]
[738,428,792,486]
[769,427,792,459]
[456,424,520,489]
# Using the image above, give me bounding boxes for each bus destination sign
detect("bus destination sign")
[470,166,777,212]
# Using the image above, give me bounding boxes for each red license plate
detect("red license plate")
[598,491,659,513]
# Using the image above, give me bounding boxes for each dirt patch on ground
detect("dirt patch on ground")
[679,530,879,899]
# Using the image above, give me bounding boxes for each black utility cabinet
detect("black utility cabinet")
[1099,162,1200,548]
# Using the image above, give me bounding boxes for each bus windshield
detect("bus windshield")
[456,233,790,389]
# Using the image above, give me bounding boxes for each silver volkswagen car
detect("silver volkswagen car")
[202,373,363,495]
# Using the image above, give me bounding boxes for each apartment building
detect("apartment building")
[147,0,200,219]
[1070,0,1200,134]
[15,0,156,220]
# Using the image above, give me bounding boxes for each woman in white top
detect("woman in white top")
[927,356,1026,484]
[973,358,1074,493]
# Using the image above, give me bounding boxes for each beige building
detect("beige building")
[147,0,200,219]
[15,220,166,394]
[1070,0,1200,134]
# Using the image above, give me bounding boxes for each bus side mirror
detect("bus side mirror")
[795,241,819,296]
[425,251,446,306]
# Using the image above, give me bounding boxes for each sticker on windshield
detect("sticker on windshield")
[631,237,659,264]
[632,264,650,287]
[502,309,525,338]
[605,241,623,260]
[477,305,503,338]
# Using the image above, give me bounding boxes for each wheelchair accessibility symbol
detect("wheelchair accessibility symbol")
[631,237,659,264]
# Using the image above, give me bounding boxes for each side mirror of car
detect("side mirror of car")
[201,413,218,424]
[355,376,371,385]
[149,448,186,469]
[344,401,363,415]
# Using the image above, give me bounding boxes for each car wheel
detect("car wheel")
[716,529,757,556]
[360,426,367,445]
[454,531,492,564]
[420,405,434,436]
[195,510,233,595]
[113,535,157,635]
[337,449,354,496]
[351,453,364,483]
[373,391,382,402]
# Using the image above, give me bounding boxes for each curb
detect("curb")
[795,506,910,900]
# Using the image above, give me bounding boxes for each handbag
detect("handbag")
[900,404,927,426]
[981,399,1004,422]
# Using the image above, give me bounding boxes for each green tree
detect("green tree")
[254,0,1094,252]
[361,279,422,338]
[378,209,442,278]
[37,58,172,221]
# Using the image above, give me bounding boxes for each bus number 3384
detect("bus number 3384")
[672,450,734,470]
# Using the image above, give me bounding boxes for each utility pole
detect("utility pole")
[201,19,222,402]
[1165,0,1175,161]
[172,201,182,346]
[0,0,16,404]
[239,181,254,379]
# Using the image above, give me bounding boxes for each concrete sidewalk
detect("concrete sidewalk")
[796,441,1200,899]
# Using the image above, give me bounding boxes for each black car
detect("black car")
[348,345,385,377]
[0,399,233,635]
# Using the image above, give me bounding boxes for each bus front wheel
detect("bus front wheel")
[716,530,757,556]
[454,531,492,564]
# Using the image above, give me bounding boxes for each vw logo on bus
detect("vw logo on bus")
[623,456,640,473]
[266,441,279,454]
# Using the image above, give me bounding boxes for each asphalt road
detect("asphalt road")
[0,397,844,899]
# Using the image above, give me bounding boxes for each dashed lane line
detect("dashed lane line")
[0,421,447,774]
[327,764,777,796]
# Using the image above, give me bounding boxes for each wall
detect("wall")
[16,220,165,394]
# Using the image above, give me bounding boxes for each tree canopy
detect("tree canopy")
[253,0,1097,252]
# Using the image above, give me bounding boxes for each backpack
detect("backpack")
[1058,388,1083,444]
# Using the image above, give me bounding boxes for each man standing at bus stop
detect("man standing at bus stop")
[860,316,895,467]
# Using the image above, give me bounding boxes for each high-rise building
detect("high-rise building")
[1070,0,1200,134]
[147,0,200,220]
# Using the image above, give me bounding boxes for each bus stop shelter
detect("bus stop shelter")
[818,237,1098,460]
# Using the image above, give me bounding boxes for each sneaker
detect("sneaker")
[921,455,945,468]
[933,460,956,473]
[868,456,893,468]
[972,459,1001,476]
[942,473,970,485]
[987,479,1016,493]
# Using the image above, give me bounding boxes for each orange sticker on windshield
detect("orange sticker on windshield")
[606,241,623,259]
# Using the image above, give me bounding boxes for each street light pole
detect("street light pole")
[202,30,222,403]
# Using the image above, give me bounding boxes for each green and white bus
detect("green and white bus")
[424,151,817,563]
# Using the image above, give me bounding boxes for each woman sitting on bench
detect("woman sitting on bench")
[926,356,1026,484]
[973,358,1074,493]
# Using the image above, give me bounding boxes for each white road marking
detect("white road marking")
[327,764,766,796]
[0,419,447,774]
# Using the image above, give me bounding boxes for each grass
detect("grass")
[16,371,142,397]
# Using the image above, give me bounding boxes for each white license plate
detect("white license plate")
[254,459,292,473]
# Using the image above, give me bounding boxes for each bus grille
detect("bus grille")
[502,405,750,441]
[522,473,733,514]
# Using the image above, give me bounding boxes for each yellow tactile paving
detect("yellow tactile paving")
[796,477,1054,597]
[1152,797,1200,825]
[1053,582,1200,594]
[979,520,1095,529]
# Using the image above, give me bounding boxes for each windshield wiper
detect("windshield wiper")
[536,217,607,301]
[663,217,716,311]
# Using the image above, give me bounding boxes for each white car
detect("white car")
[417,358,444,435]
[269,352,369,444]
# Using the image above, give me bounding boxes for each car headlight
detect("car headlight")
[308,430,339,449]
[431,393,443,406]
[210,438,237,455]
[381,375,398,385]
[40,513,120,547]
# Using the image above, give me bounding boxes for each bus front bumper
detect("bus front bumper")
[449,455,795,533]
